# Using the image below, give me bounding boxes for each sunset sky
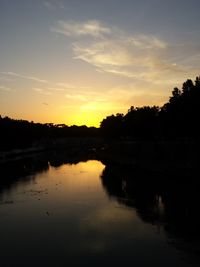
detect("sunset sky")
[1,0,200,126]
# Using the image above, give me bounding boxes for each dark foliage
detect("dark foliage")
[0,117,98,151]
[1,76,200,150]
[100,76,200,140]
[101,163,200,257]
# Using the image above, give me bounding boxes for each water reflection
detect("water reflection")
[0,154,200,266]
[0,150,92,198]
[101,163,200,261]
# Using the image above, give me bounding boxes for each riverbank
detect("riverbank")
[98,139,200,174]
[0,137,103,164]
[1,138,199,175]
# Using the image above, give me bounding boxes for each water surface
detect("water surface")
[0,157,199,266]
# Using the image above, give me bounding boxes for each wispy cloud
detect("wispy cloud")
[33,88,53,95]
[64,89,107,104]
[0,72,49,84]
[52,19,199,85]
[0,71,92,95]
[0,76,14,82]
[128,35,167,49]
[43,1,65,10]
[65,93,87,102]
[58,83,170,114]
[52,20,111,38]
[0,85,13,92]
[73,40,134,67]
[56,82,91,90]
[43,1,54,9]
[72,36,186,84]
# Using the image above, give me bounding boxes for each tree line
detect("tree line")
[1,76,200,150]
[0,118,98,150]
[100,76,200,140]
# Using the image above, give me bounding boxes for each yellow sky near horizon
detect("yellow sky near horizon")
[1,1,200,127]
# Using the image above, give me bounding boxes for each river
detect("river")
[0,153,199,266]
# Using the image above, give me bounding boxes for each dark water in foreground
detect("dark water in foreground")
[0,155,200,266]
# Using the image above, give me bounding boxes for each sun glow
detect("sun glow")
[1,2,200,127]
[63,110,106,127]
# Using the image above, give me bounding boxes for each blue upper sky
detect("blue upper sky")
[1,0,200,126]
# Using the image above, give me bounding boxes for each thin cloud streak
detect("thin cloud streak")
[43,1,54,9]
[33,88,53,95]
[52,20,111,38]
[0,72,49,84]
[43,1,65,10]
[53,19,199,85]
[72,35,185,83]
[0,71,92,95]
[0,85,13,92]
[56,82,91,90]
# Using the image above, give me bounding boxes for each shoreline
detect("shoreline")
[0,139,199,176]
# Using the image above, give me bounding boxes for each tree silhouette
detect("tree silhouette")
[160,76,200,139]
[100,76,200,140]
[123,106,159,139]
[100,113,124,138]
[0,116,99,151]
[1,76,200,151]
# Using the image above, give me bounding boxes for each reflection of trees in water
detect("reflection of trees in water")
[0,155,49,198]
[0,150,93,197]
[100,164,166,224]
[47,149,95,167]
[100,163,200,259]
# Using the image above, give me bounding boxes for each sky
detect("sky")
[0,0,200,127]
